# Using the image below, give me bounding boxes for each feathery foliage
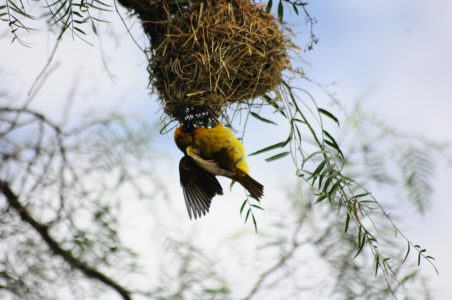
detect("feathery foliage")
[0,0,110,44]
[0,1,441,298]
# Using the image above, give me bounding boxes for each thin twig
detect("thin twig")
[28,32,62,96]
[243,221,303,300]
[114,0,146,54]
[0,180,132,300]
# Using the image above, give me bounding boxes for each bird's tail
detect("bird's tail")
[238,174,264,201]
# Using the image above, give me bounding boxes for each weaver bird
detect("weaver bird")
[175,123,264,219]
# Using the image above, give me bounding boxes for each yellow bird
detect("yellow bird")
[174,123,264,219]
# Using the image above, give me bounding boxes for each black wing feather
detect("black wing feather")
[179,156,223,219]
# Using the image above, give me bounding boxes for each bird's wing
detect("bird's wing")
[179,156,223,219]
[186,147,236,177]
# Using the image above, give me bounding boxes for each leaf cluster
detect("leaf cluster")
[0,0,110,44]
[0,103,164,299]
[239,195,264,233]
[265,0,318,50]
[230,78,439,294]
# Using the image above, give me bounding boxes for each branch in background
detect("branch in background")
[243,221,304,300]
[0,180,132,300]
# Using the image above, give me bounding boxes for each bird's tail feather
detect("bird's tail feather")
[239,174,264,200]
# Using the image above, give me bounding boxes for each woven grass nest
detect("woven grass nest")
[147,0,290,123]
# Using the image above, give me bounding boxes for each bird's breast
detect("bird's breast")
[193,126,250,174]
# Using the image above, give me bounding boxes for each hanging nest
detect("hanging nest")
[145,0,290,124]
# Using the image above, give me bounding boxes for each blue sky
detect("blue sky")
[1,0,451,298]
[303,1,452,297]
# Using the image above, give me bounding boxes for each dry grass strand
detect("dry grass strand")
[146,0,289,124]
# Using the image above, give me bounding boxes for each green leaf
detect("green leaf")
[374,254,380,276]
[402,242,410,263]
[315,193,328,203]
[322,175,333,193]
[265,151,290,162]
[251,204,264,211]
[354,192,370,198]
[310,160,326,182]
[250,111,277,125]
[354,230,366,258]
[51,4,71,25]
[240,200,247,216]
[159,121,176,135]
[73,19,87,24]
[9,2,34,19]
[249,138,290,156]
[328,181,341,202]
[318,108,339,126]
[90,16,110,23]
[245,209,251,223]
[47,0,64,9]
[323,130,344,158]
[266,0,273,12]
[74,27,86,35]
[72,11,83,18]
[277,0,284,22]
[399,271,418,285]
[93,0,111,7]
[318,166,332,190]
[252,214,258,233]
[292,3,299,15]
[88,2,112,12]
[91,21,98,35]
[322,130,335,144]
[263,94,286,117]
[366,231,376,242]
[324,139,344,159]
[358,200,375,204]
[292,118,306,124]
[344,212,350,232]
[57,22,71,40]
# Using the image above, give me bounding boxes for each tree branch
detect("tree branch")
[242,221,304,300]
[0,180,132,300]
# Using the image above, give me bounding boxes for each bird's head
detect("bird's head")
[174,124,194,153]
